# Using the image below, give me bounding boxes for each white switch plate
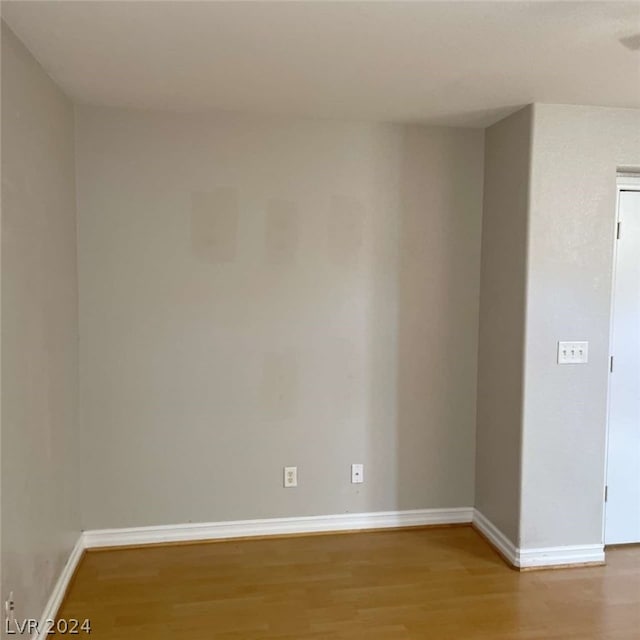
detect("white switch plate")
[351,463,364,484]
[557,341,589,364]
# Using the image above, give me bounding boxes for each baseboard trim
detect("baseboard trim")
[472,508,519,567]
[34,535,85,640]
[83,507,474,549]
[517,544,605,569]
[472,509,605,569]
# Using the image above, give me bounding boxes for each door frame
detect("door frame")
[603,174,640,546]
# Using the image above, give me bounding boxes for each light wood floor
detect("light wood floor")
[58,526,640,639]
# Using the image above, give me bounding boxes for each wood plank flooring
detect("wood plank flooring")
[58,526,640,639]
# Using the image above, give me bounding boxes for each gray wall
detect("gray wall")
[1,22,79,622]
[521,104,640,548]
[476,103,640,550]
[475,106,532,544]
[75,107,484,529]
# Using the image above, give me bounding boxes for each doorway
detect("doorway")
[605,177,640,545]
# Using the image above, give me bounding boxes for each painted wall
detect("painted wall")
[521,104,640,548]
[75,107,484,529]
[475,106,532,544]
[1,22,79,622]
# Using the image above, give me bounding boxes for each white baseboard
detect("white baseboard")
[473,509,605,569]
[33,535,85,640]
[472,508,519,566]
[82,507,474,549]
[517,544,605,568]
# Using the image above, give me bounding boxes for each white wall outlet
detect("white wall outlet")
[5,591,15,623]
[557,341,589,364]
[351,463,364,484]
[283,466,297,488]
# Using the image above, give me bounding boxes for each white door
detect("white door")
[605,188,640,545]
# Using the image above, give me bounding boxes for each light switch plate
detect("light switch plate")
[557,341,589,364]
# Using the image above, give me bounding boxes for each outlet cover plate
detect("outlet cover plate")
[284,466,297,488]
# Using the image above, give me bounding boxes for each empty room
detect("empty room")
[1,1,640,638]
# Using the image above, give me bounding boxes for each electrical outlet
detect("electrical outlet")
[351,463,364,484]
[5,591,15,623]
[284,466,297,488]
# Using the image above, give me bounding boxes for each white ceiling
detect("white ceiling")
[2,1,640,127]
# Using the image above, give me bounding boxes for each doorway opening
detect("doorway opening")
[604,174,640,545]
